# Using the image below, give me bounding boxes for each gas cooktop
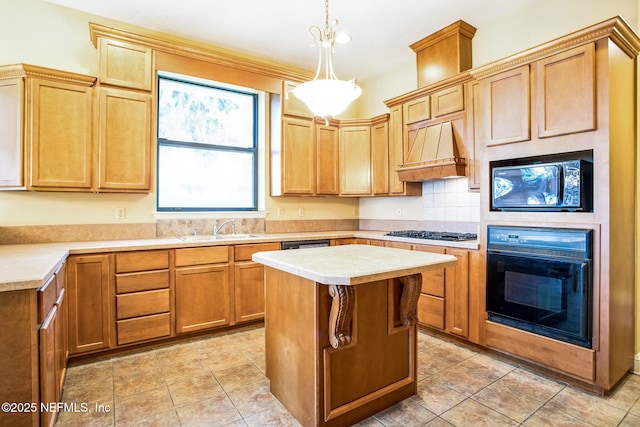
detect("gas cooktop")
[385,230,478,242]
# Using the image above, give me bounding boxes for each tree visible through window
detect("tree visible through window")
[157,76,258,211]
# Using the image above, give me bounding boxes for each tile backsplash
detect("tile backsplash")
[422,178,480,222]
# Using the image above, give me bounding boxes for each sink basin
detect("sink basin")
[178,234,262,242]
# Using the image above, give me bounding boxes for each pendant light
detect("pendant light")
[292,0,362,120]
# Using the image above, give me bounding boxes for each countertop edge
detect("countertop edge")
[0,231,478,292]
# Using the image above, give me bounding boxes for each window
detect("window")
[157,76,258,211]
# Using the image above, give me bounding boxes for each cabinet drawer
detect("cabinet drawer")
[117,313,171,345]
[116,289,170,320]
[418,294,445,330]
[175,246,229,267]
[235,242,281,261]
[38,275,57,323]
[115,250,170,273]
[116,270,169,294]
[413,245,446,296]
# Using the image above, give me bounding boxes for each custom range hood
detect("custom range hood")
[396,120,466,181]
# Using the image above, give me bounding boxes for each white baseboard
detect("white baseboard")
[634,353,640,375]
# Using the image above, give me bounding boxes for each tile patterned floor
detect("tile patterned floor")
[56,326,640,426]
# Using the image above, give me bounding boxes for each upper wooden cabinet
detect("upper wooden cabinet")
[0,64,96,191]
[97,87,152,192]
[431,85,464,117]
[0,78,23,188]
[536,43,595,138]
[481,65,531,146]
[316,120,340,195]
[280,116,316,195]
[371,116,390,195]
[477,42,596,148]
[98,38,153,91]
[402,95,431,125]
[282,80,313,118]
[0,63,152,193]
[339,122,371,195]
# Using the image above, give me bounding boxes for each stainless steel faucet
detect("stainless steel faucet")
[214,218,235,236]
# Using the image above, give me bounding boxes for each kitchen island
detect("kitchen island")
[252,244,457,427]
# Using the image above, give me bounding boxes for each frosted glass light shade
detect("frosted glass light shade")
[293,78,362,118]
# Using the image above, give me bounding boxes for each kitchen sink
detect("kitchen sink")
[178,234,262,242]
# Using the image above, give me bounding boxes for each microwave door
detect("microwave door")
[492,164,561,209]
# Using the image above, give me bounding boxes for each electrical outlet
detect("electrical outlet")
[115,207,126,220]
[277,207,284,217]
[396,208,402,217]
[298,207,305,217]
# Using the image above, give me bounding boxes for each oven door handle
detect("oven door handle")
[577,261,590,294]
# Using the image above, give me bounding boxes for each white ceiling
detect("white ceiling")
[45,0,534,81]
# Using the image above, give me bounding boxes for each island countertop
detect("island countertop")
[252,244,458,285]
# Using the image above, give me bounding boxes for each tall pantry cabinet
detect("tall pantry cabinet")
[472,17,640,391]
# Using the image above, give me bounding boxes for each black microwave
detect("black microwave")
[491,160,592,211]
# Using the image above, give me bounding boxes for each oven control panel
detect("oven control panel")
[487,226,592,256]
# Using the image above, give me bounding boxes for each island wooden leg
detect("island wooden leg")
[327,285,355,349]
[398,273,422,326]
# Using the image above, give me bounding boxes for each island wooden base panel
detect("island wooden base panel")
[265,268,417,427]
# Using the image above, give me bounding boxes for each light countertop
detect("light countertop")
[252,244,458,285]
[0,231,477,292]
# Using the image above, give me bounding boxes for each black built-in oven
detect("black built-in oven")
[486,226,593,348]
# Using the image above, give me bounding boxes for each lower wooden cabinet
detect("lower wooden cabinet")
[175,246,232,334]
[234,242,280,323]
[412,244,473,340]
[414,245,446,330]
[175,264,231,333]
[114,250,171,345]
[67,254,111,355]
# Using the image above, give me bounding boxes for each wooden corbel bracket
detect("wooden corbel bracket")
[328,285,355,349]
[398,273,422,326]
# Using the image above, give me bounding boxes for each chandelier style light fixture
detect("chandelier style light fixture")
[292,0,362,120]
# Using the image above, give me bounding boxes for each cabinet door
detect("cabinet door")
[371,119,389,194]
[97,88,152,191]
[67,254,111,355]
[536,43,595,138]
[316,123,339,195]
[39,305,57,427]
[445,248,469,338]
[402,95,430,124]
[234,262,266,323]
[281,117,316,195]
[282,81,313,118]
[28,78,93,190]
[482,65,530,146]
[54,288,67,402]
[99,38,152,91]
[175,264,231,333]
[431,85,464,117]
[339,125,371,195]
[0,78,24,188]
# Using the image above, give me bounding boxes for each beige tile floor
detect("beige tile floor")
[56,325,640,426]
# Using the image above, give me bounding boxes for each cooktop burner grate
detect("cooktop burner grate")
[384,230,478,241]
